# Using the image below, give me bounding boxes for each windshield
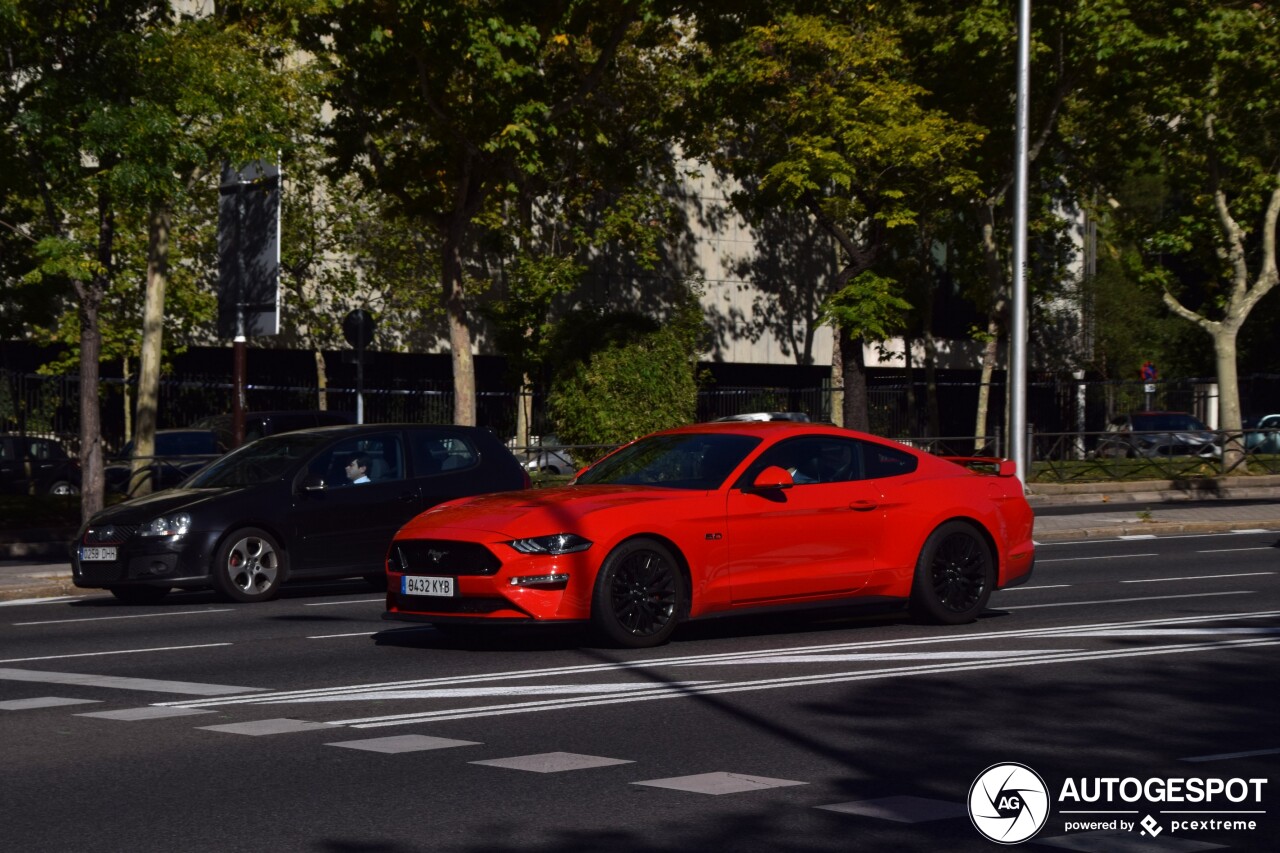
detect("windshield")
[184,432,332,488]
[576,433,761,490]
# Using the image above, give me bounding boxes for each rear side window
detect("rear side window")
[864,443,917,478]
[409,431,480,476]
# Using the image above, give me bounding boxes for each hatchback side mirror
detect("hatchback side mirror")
[299,473,326,493]
[749,465,793,491]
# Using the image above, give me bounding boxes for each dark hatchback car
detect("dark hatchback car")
[72,424,529,604]
[0,434,80,496]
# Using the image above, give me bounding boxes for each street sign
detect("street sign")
[218,161,281,338]
[342,309,377,350]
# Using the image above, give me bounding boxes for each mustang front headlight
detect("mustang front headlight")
[138,512,192,537]
[508,533,593,555]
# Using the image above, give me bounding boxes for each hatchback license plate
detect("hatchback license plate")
[402,575,456,597]
[80,546,117,562]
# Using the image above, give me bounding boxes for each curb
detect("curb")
[1034,519,1280,542]
[0,574,81,603]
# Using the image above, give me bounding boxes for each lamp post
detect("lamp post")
[1010,0,1032,488]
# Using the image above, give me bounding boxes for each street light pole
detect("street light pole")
[1010,0,1032,488]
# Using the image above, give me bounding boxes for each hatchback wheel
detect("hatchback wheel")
[909,521,994,625]
[591,538,683,648]
[48,480,79,496]
[212,528,285,602]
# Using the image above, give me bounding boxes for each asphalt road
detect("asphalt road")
[2,530,1277,853]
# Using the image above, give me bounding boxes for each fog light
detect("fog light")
[509,573,570,587]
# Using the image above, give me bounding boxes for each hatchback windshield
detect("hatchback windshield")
[576,433,761,490]
[185,432,332,488]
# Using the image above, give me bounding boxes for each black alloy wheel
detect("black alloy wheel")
[591,538,683,648]
[909,521,995,625]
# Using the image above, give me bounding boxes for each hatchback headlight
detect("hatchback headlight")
[508,533,592,555]
[139,512,192,537]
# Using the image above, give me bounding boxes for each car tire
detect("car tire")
[48,480,79,496]
[211,527,286,603]
[909,521,995,625]
[108,586,171,605]
[591,537,683,648]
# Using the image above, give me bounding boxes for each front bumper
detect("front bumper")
[384,537,597,623]
[71,530,221,590]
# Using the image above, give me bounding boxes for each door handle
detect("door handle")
[848,500,878,511]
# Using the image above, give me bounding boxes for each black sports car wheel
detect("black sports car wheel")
[591,538,683,648]
[108,586,170,605]
[212,528,285,603]
[909,521,994,625]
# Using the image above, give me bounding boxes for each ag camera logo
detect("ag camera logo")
[969,763,1050,844]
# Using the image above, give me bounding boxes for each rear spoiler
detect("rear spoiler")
[940,456,1018,477]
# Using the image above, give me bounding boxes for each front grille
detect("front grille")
[83,525,138,545]
[76,563,126,584]
[392,540,501,576]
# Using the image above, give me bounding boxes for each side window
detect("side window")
[408,431,479,477]
[862,442,918,479]
[309,433,405,486]
[741,436,863,486]
[0,440,11,461]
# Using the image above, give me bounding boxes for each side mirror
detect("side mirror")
[749,465,793,491]
[299,473,326,493]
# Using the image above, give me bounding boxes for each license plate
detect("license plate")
[80,546,117,562]
[401,575,456,597]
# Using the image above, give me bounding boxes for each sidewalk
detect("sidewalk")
[2,484,1277,603]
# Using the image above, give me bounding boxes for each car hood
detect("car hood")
[400,484,708,537]
[88,487,252,524]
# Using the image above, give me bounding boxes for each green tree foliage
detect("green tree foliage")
[684,8,982,430]
[547,284,705,449]
[1073,0,1280,463]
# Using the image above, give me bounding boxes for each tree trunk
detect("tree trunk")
[1213,326,1246,472]
[840,327,870,432]
[829,333,844,427]
[442,231,476,426]
[130,203,170,497]
[76,190,113,521]
[315,350,328,411]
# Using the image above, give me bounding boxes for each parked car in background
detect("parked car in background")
[0,434,80,496]
[1095,411,1220,458]
[104,429,227,496]
[72,424,529,604]
[713,412,811,423]
[507,434,576,475]
[386,420,1035,648]
[191,409,355,450]
[1245,413,1280,454]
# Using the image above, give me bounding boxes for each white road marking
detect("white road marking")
[306,631,378,639]
[998,584,1072,591]
[1118,534,1158,540]
[1037,553,1157,563]
[1121,572,1275,584]
[1053,628,1280,638]
[302,599,385,607]
[324,637,1280,728]
[673,650,1070,666]
[269,682,714,703]
[1197,547,1274,554]
[1037,530,1279,547]
[159,610,1280,710]
[0,667,265,696]
[1182,747,1280,763]
[13,609,232,627]
[0,643,231,664]
[1001,591,1252,609]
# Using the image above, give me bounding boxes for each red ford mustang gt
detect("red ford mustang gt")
[384,421,1035,647]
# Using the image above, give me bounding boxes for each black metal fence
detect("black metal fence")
[5,367,1280,465]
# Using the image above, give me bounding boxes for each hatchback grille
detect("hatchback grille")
[83,525,138,545]
[392,541,501,576]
